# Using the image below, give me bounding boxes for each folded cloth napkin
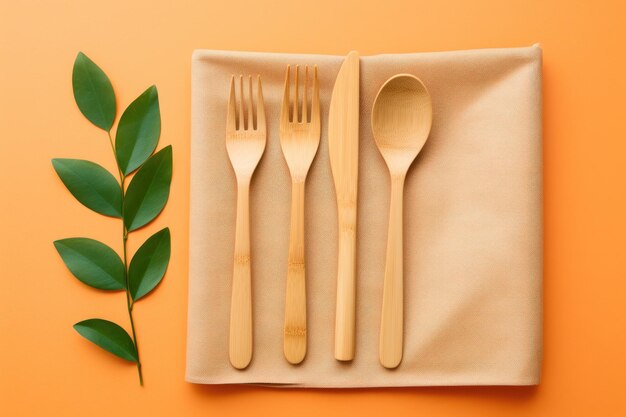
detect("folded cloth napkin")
[186,45,543,387]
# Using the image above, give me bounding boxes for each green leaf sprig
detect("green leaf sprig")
[53,52,173,385]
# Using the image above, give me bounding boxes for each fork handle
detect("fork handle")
[284,180,307,364]
[229,180,252,370]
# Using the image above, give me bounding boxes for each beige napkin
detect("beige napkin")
[186,45,543,387]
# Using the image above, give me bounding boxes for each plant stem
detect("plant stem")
[108,131,143,386]
[107,132,124,180]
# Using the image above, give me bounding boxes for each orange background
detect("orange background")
[1,0,625,415]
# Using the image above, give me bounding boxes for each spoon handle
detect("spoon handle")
[229,180,253,369]
[284,180,307,364]
[380,175,405,369]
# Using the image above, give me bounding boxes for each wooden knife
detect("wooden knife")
[328,51,360,361]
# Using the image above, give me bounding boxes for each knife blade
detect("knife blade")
[328,51,360,361]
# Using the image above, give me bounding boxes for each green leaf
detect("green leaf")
[115,86,161,175]
[123,146,172,232]
[129,228,171,301]
[74,319,138,362]
[53,238,125,290]
[72,52,116,131]
[51,158,122,218]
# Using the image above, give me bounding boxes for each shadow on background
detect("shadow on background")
[190,383,538,404]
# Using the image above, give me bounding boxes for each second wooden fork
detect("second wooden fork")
[280,65,320,364]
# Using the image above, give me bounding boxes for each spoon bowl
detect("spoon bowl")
[372,74,432,174]
[371,74,432,369]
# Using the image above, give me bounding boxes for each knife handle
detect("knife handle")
[229,180,253,370]
[284,180,307,364]
[334,202,357,361]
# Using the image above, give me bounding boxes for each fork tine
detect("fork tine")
[238,75,245,130]
[247,75,254,130]
[227,75,237,132]
[302,66,308,123]
[311,66,320,125]
[281,65,290,126]
[293,65,299,122]
[256,75,265,131]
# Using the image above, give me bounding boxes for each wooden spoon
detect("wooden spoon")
[371,74,432,369]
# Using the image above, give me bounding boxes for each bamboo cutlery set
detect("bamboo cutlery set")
[225,51,433,370]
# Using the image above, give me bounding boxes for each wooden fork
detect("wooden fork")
[225,74,266,370]
[280,65,320,364]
